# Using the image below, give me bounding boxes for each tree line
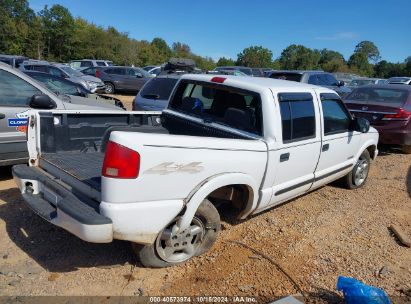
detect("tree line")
[1,0,410,78]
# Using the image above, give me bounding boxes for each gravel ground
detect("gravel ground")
[0,94,410,302]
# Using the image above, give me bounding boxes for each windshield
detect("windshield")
[140,78,178,100]
[345,87,409,107]
[60,66,84,77]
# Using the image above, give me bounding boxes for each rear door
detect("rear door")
[105,68,128,90]
[312,92,360,189]
[266,92,322,208]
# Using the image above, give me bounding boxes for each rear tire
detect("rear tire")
[402,145,411,154]
[104,82,115,94]
[133,199,220,268]
[340,149,371,189]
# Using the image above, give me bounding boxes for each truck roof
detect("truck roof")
[180,74,336,93]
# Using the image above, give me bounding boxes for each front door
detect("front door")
[312,92,361,189]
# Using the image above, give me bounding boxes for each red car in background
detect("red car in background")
[344,84,411,154]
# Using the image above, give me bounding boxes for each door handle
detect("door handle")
[0,113,5,119]
[280,152,290,162]
[322,144,329,152]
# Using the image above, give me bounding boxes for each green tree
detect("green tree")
[151,37,172,62]
[319,49,348,72]
[172,42,191,58]
[236,46,273,67]
[216,57,235,66]
[348,52,373,76]
[354,41,380,63]
[39,4,75,61]
[279,44,321,70]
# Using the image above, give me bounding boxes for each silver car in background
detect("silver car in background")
[19,60,105,93]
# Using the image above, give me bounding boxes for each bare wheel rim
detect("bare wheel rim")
[353,157,369,186]
[155,217,205,263]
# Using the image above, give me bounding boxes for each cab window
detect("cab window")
[170,80,263,136]
[278,93,316,142]
[321,93,352,135]
[0,70,42,106]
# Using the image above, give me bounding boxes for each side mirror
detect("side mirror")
[338,80,345,87]
[29,94,57,109]
[351,117,370,133]
[136,73,143,78]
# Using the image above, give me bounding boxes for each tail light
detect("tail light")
[95,69,101,78]
[102,141,140,179]
[382,108,411,121]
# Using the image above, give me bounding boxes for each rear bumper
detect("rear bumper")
[375,127,411,146]
[12,165,185,245]
[12,165,113,243]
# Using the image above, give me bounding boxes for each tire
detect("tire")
[104,82,115,94]
[402,145,411,154]
[340,149,371,189]
[133,199,220,268]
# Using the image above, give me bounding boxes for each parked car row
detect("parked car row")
[0,62,125,166]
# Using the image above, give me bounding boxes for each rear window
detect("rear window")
[345,87,409,107]
[140,78,178,100]
[270,73,302,82]
[169,80,263,136]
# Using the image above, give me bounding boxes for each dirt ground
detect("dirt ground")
[0,94,410,302]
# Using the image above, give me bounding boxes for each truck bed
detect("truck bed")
[41,152,104,191]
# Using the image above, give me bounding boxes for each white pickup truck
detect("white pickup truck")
[13,74,378,267]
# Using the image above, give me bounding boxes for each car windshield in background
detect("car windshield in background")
[140,78,178,100]
[60,66,83,77]
[349,79,375,86]
[28,73,80,96]
[345,87,409,106]
[270,73,302,82]
[169,80,262,135]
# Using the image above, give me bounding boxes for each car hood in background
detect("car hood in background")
[61,95,122,110]
[80,75,104,83]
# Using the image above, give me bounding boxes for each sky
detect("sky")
[28,0,411,63]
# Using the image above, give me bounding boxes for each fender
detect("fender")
[355,133,379,161]
[176,173,259,231]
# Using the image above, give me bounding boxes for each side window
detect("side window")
[324,74,338,86]
[80,61,92,67]
[321,94,352,135]
[49,67,64,78]
[106,68,124,75]
[308,75,319,85]
[31,65,48,73]
[278,93,316,142]
[0,70,42,106]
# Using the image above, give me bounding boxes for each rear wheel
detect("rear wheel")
[340,149,371,189]
[104,82,115,94]
[133,199,220,268]
[402,145,411,154]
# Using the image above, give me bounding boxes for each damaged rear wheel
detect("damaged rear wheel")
[133,199,220,268]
